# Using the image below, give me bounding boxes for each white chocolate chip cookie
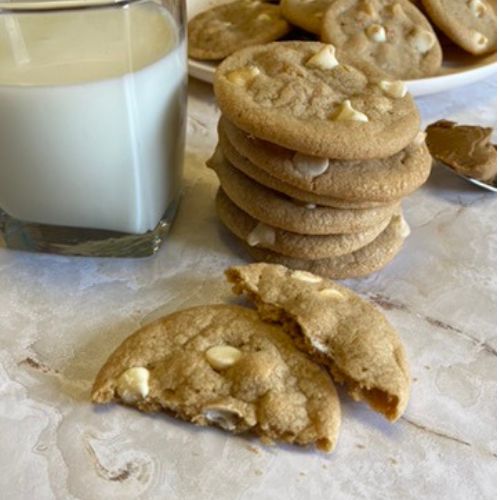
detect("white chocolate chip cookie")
[188,0,291,60]
[226,263,411,421]
[216,134,391,210]
[218,120,432,205]
[92,305,341,452]
[320,0,442,79]
[207,147,400,235]
[241,212,408,279]
[421,0,496,55]
[214,41,420,160]
[216,188,394,259]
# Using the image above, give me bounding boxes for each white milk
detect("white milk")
[0,3,186,234]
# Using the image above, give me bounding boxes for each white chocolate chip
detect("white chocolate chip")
[378,80,407,98]
[292,270,323,283]
[412,131,427,146]
[203,407,242,430]
[366,24,386,42]
[318,287,344,299]
[310,337,329,354]
[471,30,488,48]
[292,152,330,178]
[409,28,435,54]
[333,100,369,123]
[468,0,486,17]
[116,367,150,403]
[206,345,243,370]
[400,218,411,238]
[257,12,272,21]
[247,222,276,247]
[292,199,317,209]
[305,45,339,70]
[226,66,260,86]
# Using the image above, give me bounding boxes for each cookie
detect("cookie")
[426,120,497,183]
[280,0,334,34]
[214,41,421,160]
[188,0,291,60]
[208,148,399,235]
[217,133,389,209]
[92,304,341,452]
[216,188,393,259]
[321,0,442,79]
[222,117,432,203]
[242,212,408,279]
[226,263,411,421]
[421,0,496,55]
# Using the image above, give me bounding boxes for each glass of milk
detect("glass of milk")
[0,0,187,257]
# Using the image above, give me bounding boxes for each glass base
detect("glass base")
[0,198,180,258]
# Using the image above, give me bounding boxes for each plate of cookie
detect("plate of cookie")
[187,0,497,96]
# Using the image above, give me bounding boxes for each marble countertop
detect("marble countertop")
[0,75,496,500]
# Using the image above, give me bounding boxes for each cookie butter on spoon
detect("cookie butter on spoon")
[425,120,497,188]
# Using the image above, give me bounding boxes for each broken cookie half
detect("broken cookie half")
[226,263,411,421]
[92,304,341,452]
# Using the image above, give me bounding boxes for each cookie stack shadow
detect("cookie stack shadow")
[207,44,433,280]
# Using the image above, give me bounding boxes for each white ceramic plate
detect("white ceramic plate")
[187,0,497,96]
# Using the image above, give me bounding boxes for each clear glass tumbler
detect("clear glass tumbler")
[0,0,187,257]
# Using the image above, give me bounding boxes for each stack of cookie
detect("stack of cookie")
[208,41,432,279]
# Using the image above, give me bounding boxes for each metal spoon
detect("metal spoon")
[466,176,497,192]
[440,162,497,192]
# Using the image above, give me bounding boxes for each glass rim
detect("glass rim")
[0,0,144,13]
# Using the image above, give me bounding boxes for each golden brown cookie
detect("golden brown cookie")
[214,41,421,160]
[241,212,409,279]
[92,304,341,452]
[321,0,442,79]
[207,148,399,234]
[221,117,432,203]
[226,263,411,421]
[217,134,390,209]
[421,0,496,55]
[216,188,393,259]
[188,0,291,60]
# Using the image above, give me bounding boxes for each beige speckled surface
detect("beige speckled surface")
[0,74,496,499]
